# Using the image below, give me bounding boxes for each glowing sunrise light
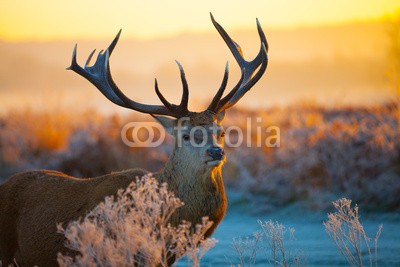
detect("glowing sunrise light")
[0,0,399,41]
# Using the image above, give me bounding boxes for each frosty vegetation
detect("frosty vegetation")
[0,195,386,267]
[230,219,303,267]
[57,174,216,267]
[0,196,386,267]
[229,198,382,267]
[324,198,383,267]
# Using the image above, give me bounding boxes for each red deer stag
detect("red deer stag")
[0,14,268,266]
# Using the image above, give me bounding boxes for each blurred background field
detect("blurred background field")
[1,103,400,212]
[1,1,400,265]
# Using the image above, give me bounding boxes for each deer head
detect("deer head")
[67,13,268,177]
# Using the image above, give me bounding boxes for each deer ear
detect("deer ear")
[152,115,176,135]
[216,110,225,124]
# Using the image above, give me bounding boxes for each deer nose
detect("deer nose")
[207,147,224,160]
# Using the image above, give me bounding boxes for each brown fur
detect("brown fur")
[188,111,217,125]
[0,115,227,266]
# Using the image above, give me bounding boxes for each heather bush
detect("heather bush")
[57,174,216,267]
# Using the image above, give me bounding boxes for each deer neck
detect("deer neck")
[162,152,224,192]
[158,152,227,229]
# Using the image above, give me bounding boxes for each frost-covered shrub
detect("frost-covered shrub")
[57,175,216,267]
[324,198,383,267]
[230,219,303,267]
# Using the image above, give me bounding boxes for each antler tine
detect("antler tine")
[210,13,268,113]
[175,60,189,113]
[215,68,245,112]
[210,13,245,67]
[84,49,96,68]
[207,62,229,112]
[219,44,268,111]
[154,78,173,110]
[107,29,122,55]
[256,18,269,53]
[67,43,128,107]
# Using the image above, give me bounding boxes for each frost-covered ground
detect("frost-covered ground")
[190,192,400,266]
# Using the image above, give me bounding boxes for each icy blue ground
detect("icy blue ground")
[178,192,400,266]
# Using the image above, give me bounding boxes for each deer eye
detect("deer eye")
[182,134,190,141]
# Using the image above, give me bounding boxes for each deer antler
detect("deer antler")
[207,13,268,114]
[67,14,268,118]
[67,30,189,118]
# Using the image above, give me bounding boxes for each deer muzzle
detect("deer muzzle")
[207,147,225,161]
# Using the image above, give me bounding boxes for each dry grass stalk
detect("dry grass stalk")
[230,220,301,267]
[324,198,383,267]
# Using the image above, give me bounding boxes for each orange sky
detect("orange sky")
[1,0,400,41]
[0,0,398,113]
